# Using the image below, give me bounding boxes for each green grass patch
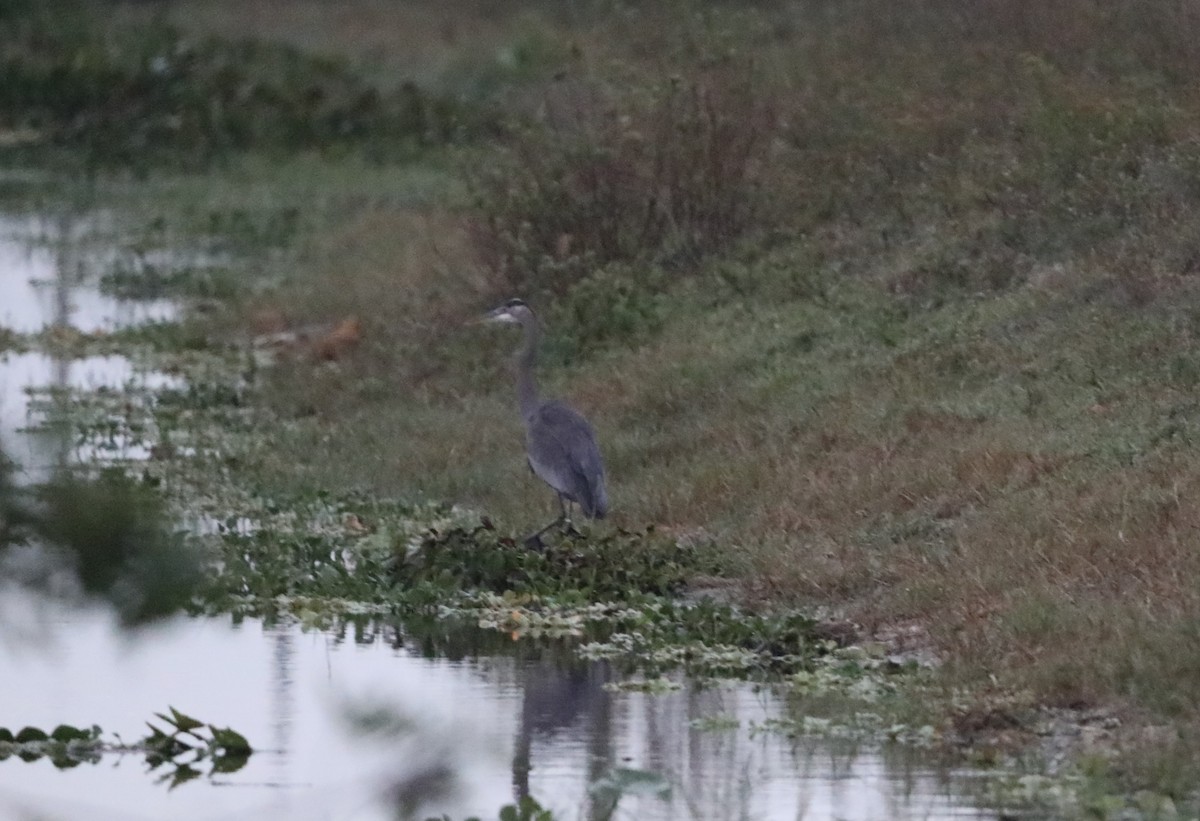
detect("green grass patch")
[6,0,1200,810]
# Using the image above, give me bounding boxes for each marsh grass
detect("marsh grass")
[269,0,1200,783]
[15,0,1200,800]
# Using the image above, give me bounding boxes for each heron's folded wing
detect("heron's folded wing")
[528,401,607,517]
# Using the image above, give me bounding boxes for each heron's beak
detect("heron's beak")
[480,307,517,325]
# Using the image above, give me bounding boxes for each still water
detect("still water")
[0,215,182,483]
[0,597,1000,821]
[0,215,1004,820]
[0,352,182,482]
[0,215,177,335]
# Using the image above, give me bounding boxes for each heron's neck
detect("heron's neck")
[515,315,541,419]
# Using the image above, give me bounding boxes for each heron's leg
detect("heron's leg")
[522,495,568,549]
[523,518,562,549]
[561,499,584,537]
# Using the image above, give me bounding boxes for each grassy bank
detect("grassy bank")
[5,0,1200,809]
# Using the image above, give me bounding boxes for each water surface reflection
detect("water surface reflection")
[0,214,183,482]
[0,598,999,820]
[0,353,181,482]
[0,215,177,334]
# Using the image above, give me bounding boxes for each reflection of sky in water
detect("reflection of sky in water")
[0,596,999,821]
[0,216,177,334]
[0,352,182,483]
[0,215,183,480]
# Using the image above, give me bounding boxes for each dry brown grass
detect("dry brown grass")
[179,0,1200,786]
[249,206,492,383]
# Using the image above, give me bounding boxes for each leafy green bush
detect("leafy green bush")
[543,262,664,357]
[0,17,485,167]
[34,471,204,624]
[470,57,780,298]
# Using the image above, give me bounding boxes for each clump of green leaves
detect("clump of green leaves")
[0,707,251,787]
[396,524,712,600]
[0,724,102,769]
[142,707,252,788]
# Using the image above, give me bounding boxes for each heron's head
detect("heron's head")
[482,298,534,326]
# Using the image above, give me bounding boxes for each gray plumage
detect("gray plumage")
[527,400,608,518]
[483,299,608,544]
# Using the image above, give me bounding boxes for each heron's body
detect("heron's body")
[484,299,608,543]
[526,400,608,519]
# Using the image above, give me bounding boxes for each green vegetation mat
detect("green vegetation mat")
[2,1,1199,816]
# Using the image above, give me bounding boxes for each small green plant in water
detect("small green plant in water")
[0,707,251,788]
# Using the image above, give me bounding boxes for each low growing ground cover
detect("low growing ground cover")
[3,0,1200,815]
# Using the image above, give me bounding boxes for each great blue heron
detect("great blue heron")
[482,298,608,546]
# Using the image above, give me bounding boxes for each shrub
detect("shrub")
[0,17,485,167]
[469,57,781,298]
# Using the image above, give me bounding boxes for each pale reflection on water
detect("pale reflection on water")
[0,352,182,483]
[0,214,183,483]
[0,215,178,335]
[0,594,999,821]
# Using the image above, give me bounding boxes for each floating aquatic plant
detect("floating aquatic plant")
[0,707,251,788]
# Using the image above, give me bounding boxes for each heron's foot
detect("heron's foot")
[562,521,583,539]
[522,532,547,551]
